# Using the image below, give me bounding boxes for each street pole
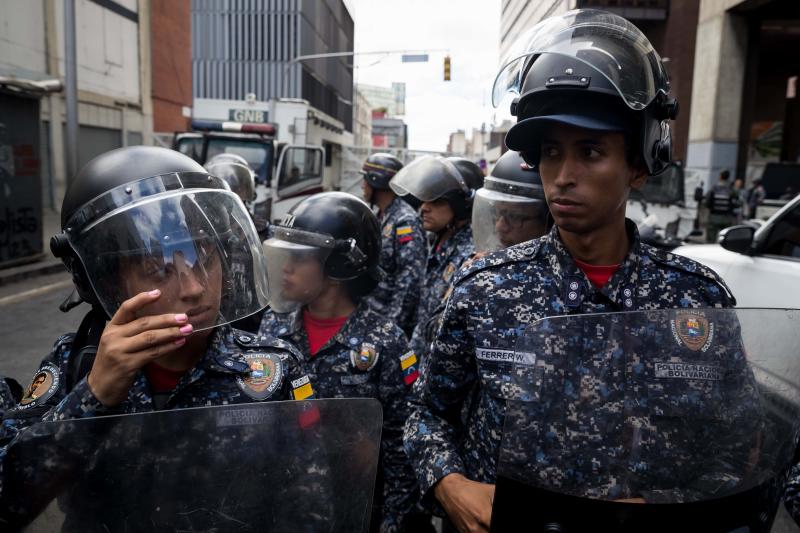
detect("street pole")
[64,0,79,185]
[281,48,449,99]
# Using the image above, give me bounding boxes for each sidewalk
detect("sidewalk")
[0,208,66,286]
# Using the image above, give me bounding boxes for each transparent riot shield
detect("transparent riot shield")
[491,308,800,533]
[1,399,382,532]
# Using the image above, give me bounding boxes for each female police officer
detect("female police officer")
[1,146,311,437]
[259,191,419,532]
[403,10,735,533]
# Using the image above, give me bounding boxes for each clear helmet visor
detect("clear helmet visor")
[262,228,334,313]
[492,8,670,110]
[388,156,468,202]
[471,188,549,253]
[67,181,269,330]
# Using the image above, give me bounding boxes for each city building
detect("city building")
[0,0,190,266]
[357,82,406,117]
[371,110,407,148]
[500,0,800,190]
[192,0,354,131]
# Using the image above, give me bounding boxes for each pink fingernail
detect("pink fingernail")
[149,289,161,296]
[179,325,193,335]
[174,337,186,346]
[175,314,188,323]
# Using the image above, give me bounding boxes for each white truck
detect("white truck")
[176,97,356,223]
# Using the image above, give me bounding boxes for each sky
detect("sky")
[348,0,504,152]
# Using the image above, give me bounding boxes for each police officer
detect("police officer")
[258,191,419,533]
[204,154,270,241]
[1,147,312,456]
[704,169,738,243]
[389,156,480,363]
[360,153,427,337]
[403,10,736,532]
[472,150,549,253]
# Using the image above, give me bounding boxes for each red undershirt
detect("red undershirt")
[144,363,187,393]
[574,258,621,289]
[303,308,348,356]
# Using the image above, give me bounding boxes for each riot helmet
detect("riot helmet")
[263,192,382,313]
[389,156,476,221]
[361,153,404,191]
[204,158,256,206]
[50,146,269,330]
[493,9,678,175]
[472,151,549,252]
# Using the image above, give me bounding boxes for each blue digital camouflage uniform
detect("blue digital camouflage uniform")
[1,325,312,447]
[403,220,738,503]
[259,302,420,533]
[408,223,474,362]
[367,197,427,336]
[785,465,800,523]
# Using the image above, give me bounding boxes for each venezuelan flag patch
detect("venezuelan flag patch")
[291,375,315,400]
[396,225,414,244]
[400,351,419,385]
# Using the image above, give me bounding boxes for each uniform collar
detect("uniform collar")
[545,219,642,310]
[433,223,472,258]
[382,196,403,221]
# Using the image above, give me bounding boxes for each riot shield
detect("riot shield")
[1,398,382,532]
[491,308,800,533]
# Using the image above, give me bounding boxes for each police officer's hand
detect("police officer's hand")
[87,289,194,407]
[434,473,495,533]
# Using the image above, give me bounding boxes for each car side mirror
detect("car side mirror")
[719,225,755,254]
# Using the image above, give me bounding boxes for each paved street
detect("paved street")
[0,272,86,385]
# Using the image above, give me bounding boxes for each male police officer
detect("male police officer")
[389,157,480,364]
[403,10,735,532]
[472,150,549,253]
[361,153,427,336]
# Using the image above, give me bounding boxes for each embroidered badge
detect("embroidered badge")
[351,342,379,371]
[671,311,714,352]
[400,351,420,385]
[443,262,457,282]
[236,353,284,400]
[291,374,315,400]
[396,225,414,244]
[18,363,59,409]
[383,224,393,238]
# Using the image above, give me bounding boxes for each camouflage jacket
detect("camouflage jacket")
[366,197,427,335]
[403,220,738,502]
[258,303,420,533]
[408,223,474,361]
[0,325,314,522]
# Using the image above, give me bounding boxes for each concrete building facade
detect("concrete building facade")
[192,0,354,131]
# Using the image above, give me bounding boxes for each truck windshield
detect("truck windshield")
[207,139,273,184]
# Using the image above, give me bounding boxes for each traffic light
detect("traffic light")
[444,56,451,81]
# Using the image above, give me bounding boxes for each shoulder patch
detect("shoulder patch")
[235,352,284,401]
[396,225,414,243]
[452,240,542,287]
[399,351,420,385]
[17,363,60,410]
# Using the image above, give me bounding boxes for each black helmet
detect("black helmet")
[446,157,485,191]
[361,153,403,190]
[472,151,549,252]
[389,156,476,221]
[50,146,269,327]
[494,9,678,175]
[204,158,256,206]
[264,192,382,312]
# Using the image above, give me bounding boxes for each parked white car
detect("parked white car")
[672,195,800,308]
